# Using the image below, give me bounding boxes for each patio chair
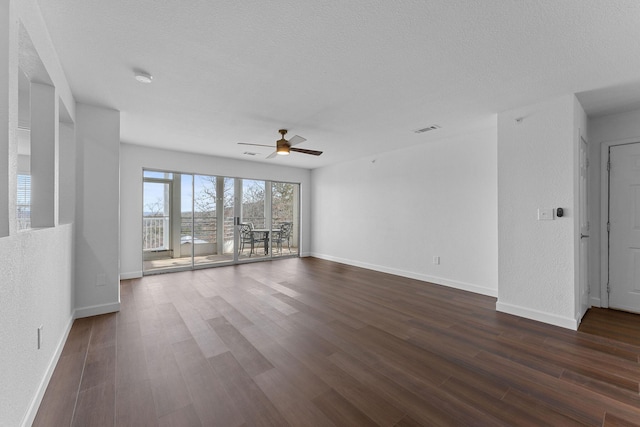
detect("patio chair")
[238,223,266,256]
[273,222,293,254]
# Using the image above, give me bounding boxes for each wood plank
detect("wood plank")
[253,368,337,427]
[72,380,116,427]
[603,411,640,426]
[115,380,158,427]
[171,338,245,426]
[157,404,202,427]
[312,389,378,427]
[210,318,274,377]
[209,351,291,427]
[32,353,86,427]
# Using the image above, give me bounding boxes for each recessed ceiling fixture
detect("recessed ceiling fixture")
[238,129,323,159]
[134,71,153,83]
[413,125,441,134]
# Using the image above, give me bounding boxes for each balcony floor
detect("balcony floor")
[143,245,299,273]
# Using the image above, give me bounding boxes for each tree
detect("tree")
[191,176,235,243]
[144,197,165,217]
[242,181,265,227]
[194,176,234,213]
[272,182,294,223]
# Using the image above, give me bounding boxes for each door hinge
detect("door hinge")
[606,284,610,295]
[607,221,611,233]
[607,159,611,172]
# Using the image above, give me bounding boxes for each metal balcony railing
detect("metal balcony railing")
[143,216,169,250]
[143,216,294,251]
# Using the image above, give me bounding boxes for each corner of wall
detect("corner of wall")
[120,271,142,280]
[496,300,578,330]
[74,302,121,319]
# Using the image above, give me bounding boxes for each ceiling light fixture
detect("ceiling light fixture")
[134,71,153,83]
[276,145,290,155]
[276,130,290,155]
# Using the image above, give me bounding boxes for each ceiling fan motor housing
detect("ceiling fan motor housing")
[276,134,290,155]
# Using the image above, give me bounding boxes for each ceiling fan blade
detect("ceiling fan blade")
[266,151,278,159]
[290,147,323,156]
[238,142,273,147]
[288,135,306,147]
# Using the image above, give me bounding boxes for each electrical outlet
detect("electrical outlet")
[37,325,43,349]
[433,256,440,265]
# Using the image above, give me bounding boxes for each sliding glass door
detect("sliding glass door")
[143,170,299,274]
[143,171,236,273]
[143,172,192,271]
[191,175,235,266]
[271,181,300,257]
[238,179,269,260]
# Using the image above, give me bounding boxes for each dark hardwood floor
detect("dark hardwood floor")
[579,307,640,347]
[33,258,640,426]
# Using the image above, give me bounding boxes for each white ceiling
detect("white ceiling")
[35,0,640,169]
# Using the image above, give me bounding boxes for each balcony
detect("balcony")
[142,215,297,273]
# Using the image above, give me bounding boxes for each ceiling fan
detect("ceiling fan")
[238,129,323,159]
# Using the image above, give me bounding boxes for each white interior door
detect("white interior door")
[578,137,589,318]
[609,143,640,313]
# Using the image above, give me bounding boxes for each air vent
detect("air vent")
[413,125,441,134]
[243,152,258,156]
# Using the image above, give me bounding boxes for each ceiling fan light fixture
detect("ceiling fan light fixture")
[276,144,290,155]
[276,131,290,155]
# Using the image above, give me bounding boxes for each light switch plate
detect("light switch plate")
[537,208,554,220]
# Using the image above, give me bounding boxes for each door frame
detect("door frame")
[599,138,640,308]
[577,135,589,320]
[142,175,174,263]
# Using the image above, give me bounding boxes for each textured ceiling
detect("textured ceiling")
[35,0,640,169]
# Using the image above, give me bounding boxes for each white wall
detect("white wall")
[587,107,640,307]
[310,127,498,296]
[0,225,75,427]
[497,94,582,329]
[74,104,120,317]
[0,1,77,425]
[120,143,313,278]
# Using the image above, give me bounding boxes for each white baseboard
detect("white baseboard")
[496,300,578,330]
[21,314,74,427]
[74,302,121,319]
[589,296,602,308]
[309,253,497,297]
[120,271,142,280]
